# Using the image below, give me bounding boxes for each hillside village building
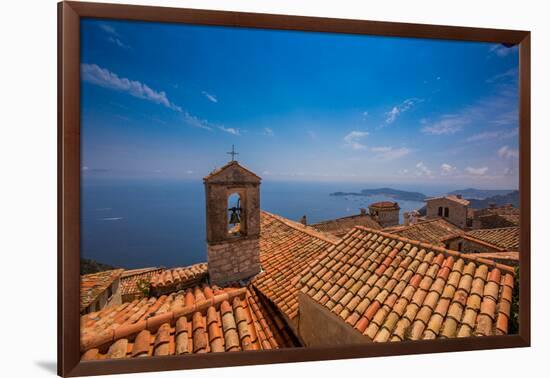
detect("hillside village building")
[384,218,464,247]
[425,195,470,229]
[472,204,520,230]
[443,226,520,254]
[79,160,517,360]
[80,269,124,314]
[309,208,382,238]
[368,201,400,227]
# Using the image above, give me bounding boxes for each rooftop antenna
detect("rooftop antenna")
[227,144,239,162]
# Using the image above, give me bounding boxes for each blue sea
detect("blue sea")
[81,179,454,269]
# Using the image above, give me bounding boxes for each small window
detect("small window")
[438,207,443,216]
[227,192,244,236]
[444,207,449,217]
[457,242,463,252]
[107,285,113,299]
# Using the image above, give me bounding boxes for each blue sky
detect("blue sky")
[81,19,519,189]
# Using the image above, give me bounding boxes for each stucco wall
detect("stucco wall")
[298,292,370,347]
[84,278,122,313]
[445,238,499,253]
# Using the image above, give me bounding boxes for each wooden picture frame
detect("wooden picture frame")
[58,1,530,376]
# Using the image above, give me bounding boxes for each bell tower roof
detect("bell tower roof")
[203,160,261,184]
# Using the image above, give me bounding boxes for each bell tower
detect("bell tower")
[203,157,262,285]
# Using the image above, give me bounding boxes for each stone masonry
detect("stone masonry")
[207,238,261,284]
[425,195,469,229]
[204,160,262,285]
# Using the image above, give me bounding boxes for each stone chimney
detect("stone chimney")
[456,194,463,199]
[203,161,262,285]
[411,211,419,225]
[300,215,307,226]
[403,212,410,226]
[360,208,367,216]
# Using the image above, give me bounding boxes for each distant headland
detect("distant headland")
[329,187,518,208]
[329,187,427,202]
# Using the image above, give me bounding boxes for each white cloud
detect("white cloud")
[371,146,411,160]
[343,131,369,150]
[385,98,422,124]
[185,170,194,174]
[81,64,182,111]
[421,115,467,135]
[501,128,519,138]
[98,23,130,49]
[466,128,518,142]
[486,68,518,83]
[466,131,501,142]
[183,112,211,130]
[98,23,119,36]
[440,163,456,175]
[498,145,519,159]
[503,167,516,176]
[370,147,391,153]
[465,166,489,176]
[202,91,218,103]
[263,128,274,137]
[489,44,519,57]
[107,36,130,49]
[415,162,433,177]
[219,126,240,135]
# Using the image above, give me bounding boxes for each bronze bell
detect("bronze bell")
[229,208,241,225]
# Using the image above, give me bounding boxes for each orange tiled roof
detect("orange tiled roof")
[500,214,520,225]
[121,267,163,278]
[426,195,470,207]
[370,201,399,209]
[300,226,514,341]
[81,269,124,311]
[386,218,464,247]
[311,213,381,238]
[150,263,208,294]
[462,227,520,251]
[80,284,298,360]
[461,252,519,267]
[252,211,338,322]
[120,267,164,300]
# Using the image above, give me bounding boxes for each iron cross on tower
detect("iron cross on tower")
[227,145,239,161]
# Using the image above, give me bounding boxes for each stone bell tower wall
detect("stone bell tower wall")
[203,161,262,285]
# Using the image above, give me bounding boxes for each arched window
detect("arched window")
[444,207,449,217]
[438,206,443,216]
[227,192,244,236]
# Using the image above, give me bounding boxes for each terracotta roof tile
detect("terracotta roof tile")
[120,268,163,301]
[80,269,124,311]
[149,263,208,295]
[252,211,337,322]
[80,284,298,360]
[462,227,520,251]
[311,213,381,237]
[426,195,470,206]
[370,201,400,209]
[300,226,515,342]
[386,218,464,247]
[460,251,519,267]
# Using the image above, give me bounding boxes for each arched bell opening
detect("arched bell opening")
[227,192,245,236]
